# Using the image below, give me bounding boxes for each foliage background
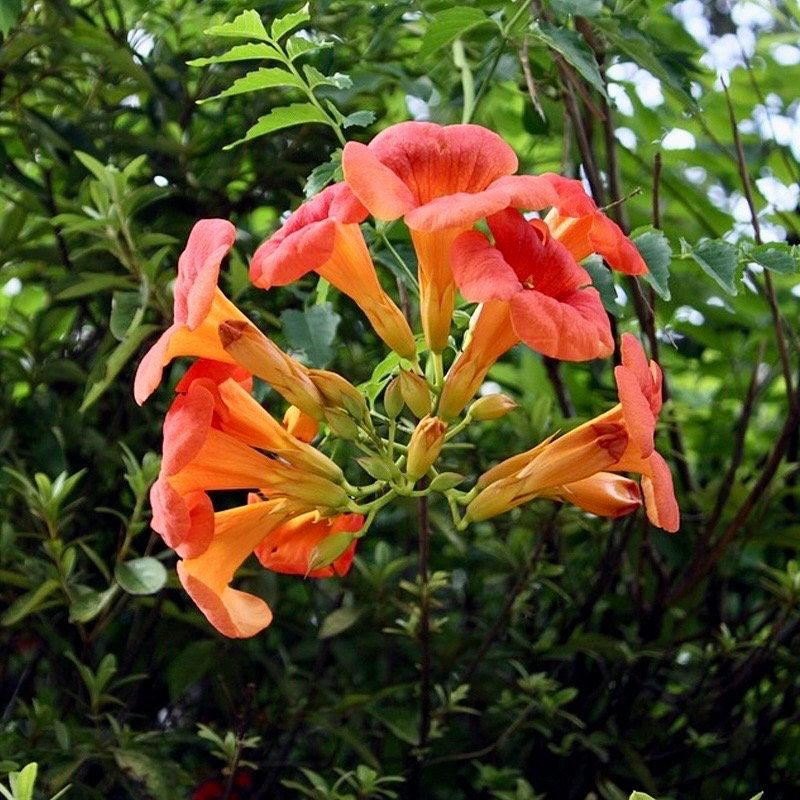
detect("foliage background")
[1,0,799,798]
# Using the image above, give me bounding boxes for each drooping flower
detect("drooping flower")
[150,370,351,559]
[467,334,679,531]
[342,122,556,352]
[134,219,323,419]
[249,183,416,359]
[466,416,629,522]
[176,497,363,638]
[440,208,612,418]
[542,174,648,276]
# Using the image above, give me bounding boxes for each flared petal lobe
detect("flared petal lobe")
[177,500,291,638]
[542,174,648,276]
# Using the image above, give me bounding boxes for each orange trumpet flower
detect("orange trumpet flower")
[440,208,612,418]
[467,335,679,531]
[342,122,556,352]
[249,183,416,359]
[176,498,363,638]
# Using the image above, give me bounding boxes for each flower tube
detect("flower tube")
[250,183,415,359]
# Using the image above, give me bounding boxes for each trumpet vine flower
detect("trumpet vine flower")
[250,183,416,359]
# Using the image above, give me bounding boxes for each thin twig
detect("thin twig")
[701,341,765,541]
[722,78,794,404]
[670,384,800,602]
[543,357,575,417]
[417,479,432,755]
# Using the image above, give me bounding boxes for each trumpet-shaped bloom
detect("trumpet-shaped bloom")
[343,122,557,352]
[440,208,612,418]
[134,219,245,404]
[607,334,678,531]
[467,417,629,522]
[176,499,362,638]
[250,183,416,359]
[468,335,679,531]
[544,473,642,518]
[542,174,648,275]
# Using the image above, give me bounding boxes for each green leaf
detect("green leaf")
[584,257,624,316]
[550,0,602,17]
[532,23,607,97]
[304,150,342,198]
[187,42,284,66]
[629,794,658,800]
[270,4,310,41]
[198,66,305,104]
[224,102,331,149]
[747,243,798,274]
[1,579,60,626]
[286,35,332,61]
[205,9,269,41]
[166,640,218,702]
[55,273,134,300]
[419,7,494,59]
[634,228,672,300]
[10,763,36,800]
[302,65,352,90]
[342,110,376,129]
[115,557,168,595]
[80,324,159,412]
[281,302,341,367]
[0,0,22,37]
[110,290,144,340]
[111,750,174,800]
[681,238,738,295]
[319,607,362,639]
[74,150,110,184]
[69,584,117,623]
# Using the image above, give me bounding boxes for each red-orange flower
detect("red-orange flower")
[467,334,679,532]
[134,219,243,404]
[343,122,556,352]
[250,183,416,359]
[176,498,363,638]
[542,174,648,275]
[150,365,349,559]
[439,208,612,418]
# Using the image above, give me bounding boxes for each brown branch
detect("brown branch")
[722,79,794,404]
[670,383,800,602]
[701,340,765,541]
[543,357,575,417]
[519,38,545,120]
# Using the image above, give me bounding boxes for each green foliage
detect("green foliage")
[1,0,798,798]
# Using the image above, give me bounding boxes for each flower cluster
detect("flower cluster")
[135,122,679,638]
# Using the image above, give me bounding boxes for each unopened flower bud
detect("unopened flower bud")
[384,376,404,419]
[324,408,360,441]
[282,406,319,443]
[309,369,368,420]
[399,369,432,419]
[469,393,518,421]
[406,416,447,480]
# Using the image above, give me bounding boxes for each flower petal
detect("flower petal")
[641,451,680,532]
[451,231,522,303]
[615,363,656,458]
[174,219,237,330]
[509,287,613,361]
[150,478,214,559]
[162,384,215,475]
[342,141,417,219]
